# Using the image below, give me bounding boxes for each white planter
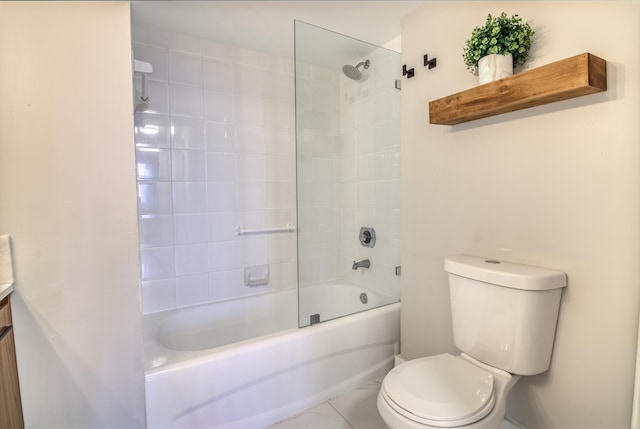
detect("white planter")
[478,53,513,84]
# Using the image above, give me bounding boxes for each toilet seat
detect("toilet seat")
[381,354,496,427]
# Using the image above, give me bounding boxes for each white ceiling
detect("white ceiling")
[130,1,426,59]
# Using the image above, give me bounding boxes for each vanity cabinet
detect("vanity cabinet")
[0,296,24,429]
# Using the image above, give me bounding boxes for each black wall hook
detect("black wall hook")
[424,54,437,69]
[402,64,415,78]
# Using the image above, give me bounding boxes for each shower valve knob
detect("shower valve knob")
[359,227,376,248]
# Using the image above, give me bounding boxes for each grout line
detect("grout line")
[327,400,356,429]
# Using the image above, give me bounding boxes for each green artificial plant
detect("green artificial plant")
[463,12,534,74]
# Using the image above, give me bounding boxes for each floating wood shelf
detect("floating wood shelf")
[429,53,607,125]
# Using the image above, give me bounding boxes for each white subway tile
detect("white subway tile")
[392,149,401,179]
[170,84,203,118]
[312,158,334,182]
[243,238,267,266]
[374,151,394,180]
[356,208,375,228]
[209,241,241,271]
[237,154,265,182]
[374,119,399,152]
[296,182,313,208]
[267,235,295,264]
[141,279,176,314]
[172,182,207,213]
[259,53,292,74]
[236,126,265,154]
[268,262,292,289]
[375,180,400,210]
[202,40,236,61]
[135,114,171,148]
[234,94,263,126]
[261,70,291,99]
[168,33,202,55]
[173,213,208,245]
[375,209,401,239]
[205,122,236,153]
[203,58,234,91]
[207,182,237,212]
[176,273,209,306]
[139,214,174,248]
[169,51,203,87]
[138,182,173,214]
[140,247,175,280]
[313,182,335,208]
[237,183,266,210]
[235,48,261,67]
[357,182,375,208]
[265,208,292,228]
[208,212,237,242]
[209,270,242,301]
[172,149,206,181]
[233,64,262,96]
[373,90,392,123]
[266,182,295,210]
[262,96,293,129]
[206,152,236,181]
[175,243,209,276]
[136,148,172,181]
[171,117,205,150]
[263,128,294,155]
[204,90,234,122]
[357,154,376,181]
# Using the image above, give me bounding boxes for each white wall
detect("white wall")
[0,2,146,428]
[401,2,640,428]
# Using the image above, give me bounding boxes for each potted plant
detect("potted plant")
[463,12,534,84]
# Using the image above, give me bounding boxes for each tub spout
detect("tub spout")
[352,259,370,270]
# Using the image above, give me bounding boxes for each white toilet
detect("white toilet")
[377,254,567,429]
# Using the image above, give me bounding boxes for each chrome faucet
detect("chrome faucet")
[352,259,370,270]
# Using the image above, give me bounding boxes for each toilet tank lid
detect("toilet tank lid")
[444,254,567,291]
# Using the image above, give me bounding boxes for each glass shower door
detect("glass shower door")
[294,21,401,327]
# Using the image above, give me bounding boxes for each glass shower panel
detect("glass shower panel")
[295,21,401,328]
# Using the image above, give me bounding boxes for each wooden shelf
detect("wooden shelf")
[429,53,607,125]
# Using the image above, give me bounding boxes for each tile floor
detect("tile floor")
[266,379,522,429]
[266,380,387,429]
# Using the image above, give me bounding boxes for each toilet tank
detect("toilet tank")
[444,254,567,376]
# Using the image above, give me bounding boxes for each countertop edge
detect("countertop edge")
[0,283,13,301]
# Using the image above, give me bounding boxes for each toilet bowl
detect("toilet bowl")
[377,353,520,429]
[377,255,567,429]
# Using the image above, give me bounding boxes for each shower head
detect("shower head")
[342,59,370,81]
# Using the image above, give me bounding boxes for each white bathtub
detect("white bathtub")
[144,283,400,429]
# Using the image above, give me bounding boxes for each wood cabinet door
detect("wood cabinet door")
[0,298,24,429]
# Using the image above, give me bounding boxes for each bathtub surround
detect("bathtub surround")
[132,25,298,314]
[401,2,640,428]
[134,21,402,325]
[0,2,146,428]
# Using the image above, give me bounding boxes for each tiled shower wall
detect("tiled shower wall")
[296,47,401,299]
[132,26,297,314]
[339,49,401,299]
